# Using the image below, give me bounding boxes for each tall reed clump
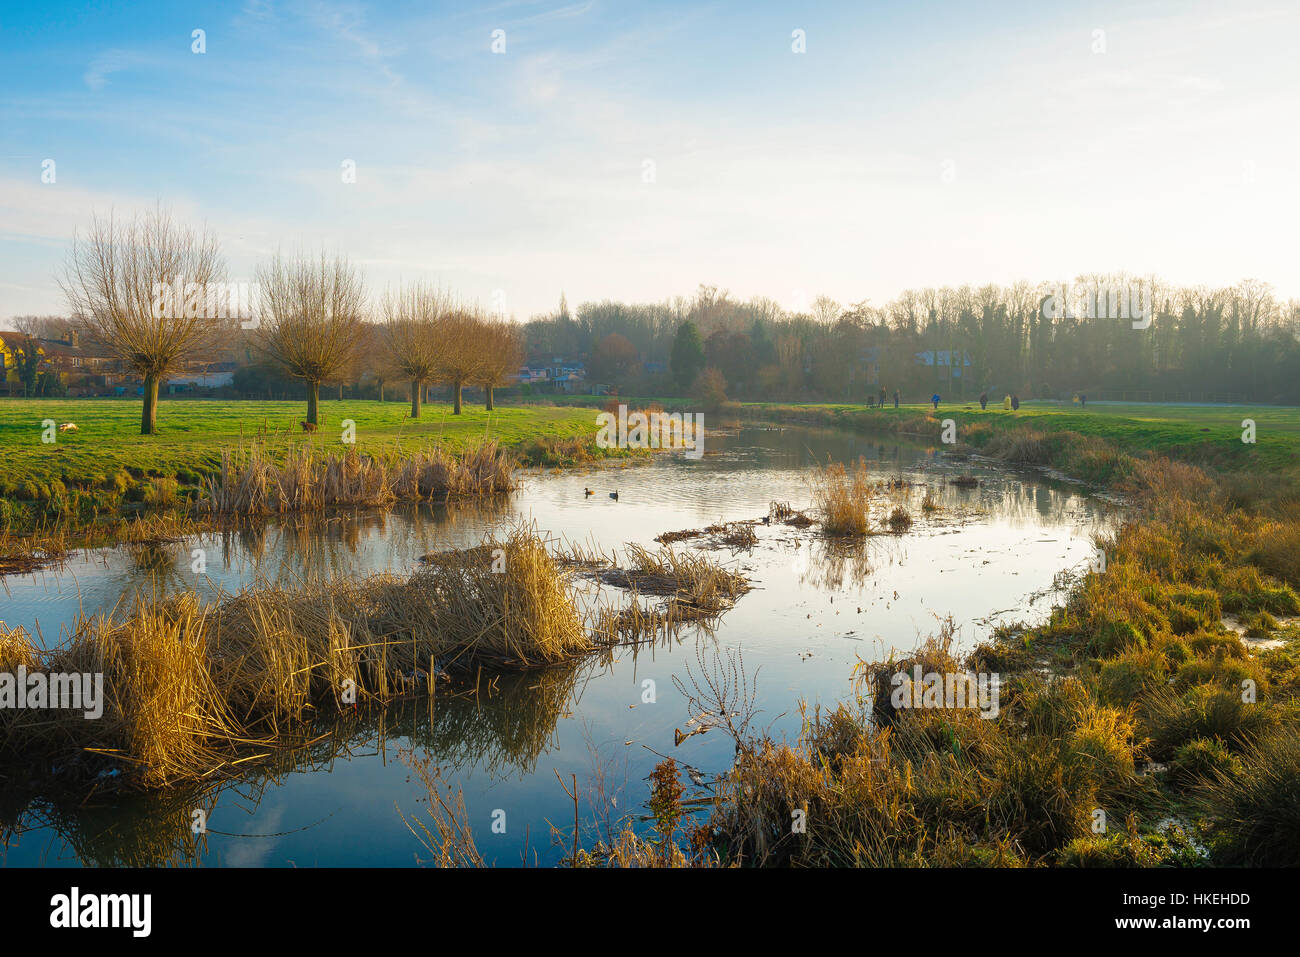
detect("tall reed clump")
[205,440,515,515]
[0,597,243,789]
[0,524,599,790]
[389,525,590,668]
[810,457,874,535]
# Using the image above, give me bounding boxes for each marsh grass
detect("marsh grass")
[673,457,1300,867]
[810,457,874,535]
[206,440,515,516]
[2,523,754,794]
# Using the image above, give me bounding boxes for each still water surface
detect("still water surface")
[0,424,1114,866]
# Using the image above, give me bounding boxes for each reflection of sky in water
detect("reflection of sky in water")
[0,426,1117,867]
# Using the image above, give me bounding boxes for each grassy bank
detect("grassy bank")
[0,398,618,543]
[735,400,1300,479]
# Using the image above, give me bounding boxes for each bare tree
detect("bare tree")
[810,295,842,325]
[60,208,224,434]
[475,318,523,411]
[255,251,367,426]
[380,283,451,418]
[435,308,485,414]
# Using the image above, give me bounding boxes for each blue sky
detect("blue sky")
[2,0,1298,321]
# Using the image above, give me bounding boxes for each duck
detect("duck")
[609,491,619,500]
[583,487,594,496]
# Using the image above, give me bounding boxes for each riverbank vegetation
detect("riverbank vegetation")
[0,525,752,793]
[397,408,1300,867]
[0,400,629,553]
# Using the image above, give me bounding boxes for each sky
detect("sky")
[2,0,1298,323]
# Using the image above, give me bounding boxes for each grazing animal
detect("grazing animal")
[300,420,318,433]
[58,422,78,433]
[609,491,619,500]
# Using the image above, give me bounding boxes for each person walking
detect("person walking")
[931,392,940,410]
[879,386,887,407]
[1080,393,1087,409]
[893,389,900,409]
[979,391,988,410]
[1011,393,1020,411]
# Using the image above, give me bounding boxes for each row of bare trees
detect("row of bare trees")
[59,207,522,434]
[378,284,520,416]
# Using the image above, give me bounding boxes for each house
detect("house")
[515,365,550,385]
[914,350,972,379]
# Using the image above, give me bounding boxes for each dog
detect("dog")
[58,422,78,432]
[300,420,318,433]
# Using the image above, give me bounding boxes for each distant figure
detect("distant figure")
[300,420,318,433]
[893,390,900,409]
[979,391,988,410]
[1003,395,1012,410]
[879,386,887,407]
[1080,393,1087,408]
[1011,394,1020,411]
[931,393,940,410]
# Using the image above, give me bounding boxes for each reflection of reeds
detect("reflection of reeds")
[798,539,876,591]
[1,673,581,866]
[205,441,515,516]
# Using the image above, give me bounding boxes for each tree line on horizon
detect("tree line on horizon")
[7,207,1300,435]
[522,280,1300,406]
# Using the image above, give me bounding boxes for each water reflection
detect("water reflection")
[0,425,1118,866]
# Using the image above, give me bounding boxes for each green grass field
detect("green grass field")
[733,399,1300,476]
[0,397,605,492]
[541,394,1300,475]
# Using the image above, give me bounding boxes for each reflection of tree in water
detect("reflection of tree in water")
[111,499,514,603]
[930,477,1111,531]
[0,660,583,867]
[225,499,513,583]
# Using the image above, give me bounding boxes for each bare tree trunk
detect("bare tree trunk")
[378,379,384,402]
[307,380,320,425]
[485,384,495,411]
[411,378,422,418]
[141,374,159,435]
[453,378,463,414]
